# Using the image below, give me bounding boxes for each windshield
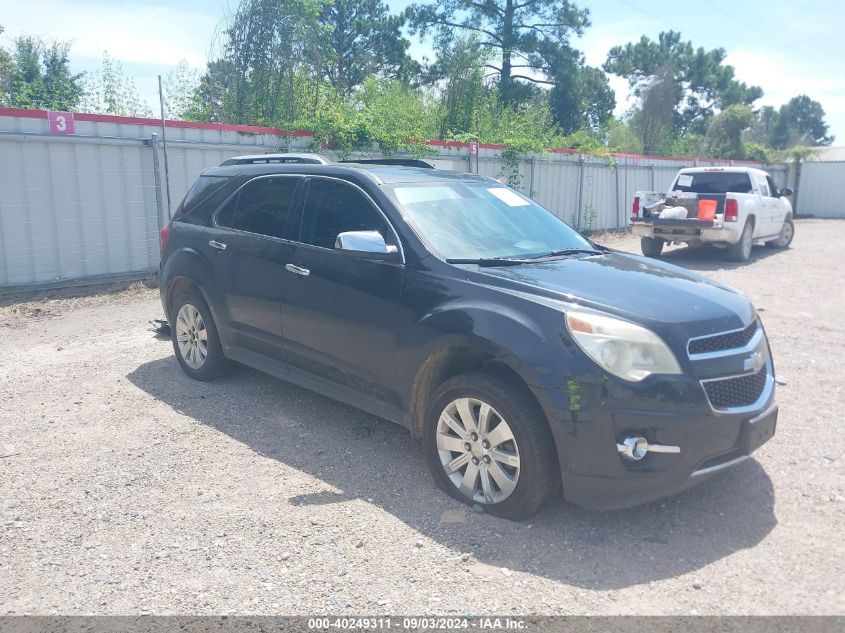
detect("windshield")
[672,171,753,194]
[385,182,593,260]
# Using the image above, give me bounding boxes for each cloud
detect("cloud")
[1,0,221,68]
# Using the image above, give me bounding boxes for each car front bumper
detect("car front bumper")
[559,399,777,510]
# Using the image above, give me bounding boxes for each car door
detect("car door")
[753,173,776,236]
[204,175,304,362]
[280,176,405,408]
[767,174,789,232]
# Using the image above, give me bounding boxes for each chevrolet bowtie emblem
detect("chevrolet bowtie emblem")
[744,351,765,373]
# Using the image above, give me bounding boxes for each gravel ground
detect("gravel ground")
[1,219,843,616]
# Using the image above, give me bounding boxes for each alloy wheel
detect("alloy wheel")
[175,303,208,369]
[777,221,793,247]
[436,397,521,504]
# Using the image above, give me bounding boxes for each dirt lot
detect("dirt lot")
[1,219,843,615]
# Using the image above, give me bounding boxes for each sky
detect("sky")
[1,0,843,142]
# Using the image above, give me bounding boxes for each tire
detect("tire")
[640,236,664,258]
[765,215,794,249]
[423,372,560,520]
[727,220,753,262]
[170,288,227,381]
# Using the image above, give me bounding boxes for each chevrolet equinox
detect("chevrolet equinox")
[158,163,777,519]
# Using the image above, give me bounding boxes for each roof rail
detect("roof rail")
[220,153,330,166]
[339,158,434,169]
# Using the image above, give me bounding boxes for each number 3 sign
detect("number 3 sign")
[47,111,76,135]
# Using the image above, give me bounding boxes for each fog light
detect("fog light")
[617,436,681,461]
[618,437,649,461]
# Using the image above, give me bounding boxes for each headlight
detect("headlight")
[565,310,681,381]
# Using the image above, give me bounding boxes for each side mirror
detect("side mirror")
[779,187,794,197]
[334,230,400,261]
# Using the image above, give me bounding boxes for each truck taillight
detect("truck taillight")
[632,196,640,218]
[724,199,739,222]
[159,223,171,255]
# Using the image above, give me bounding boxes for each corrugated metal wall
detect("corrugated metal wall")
[0,109,795,288]
[795,161,842,218]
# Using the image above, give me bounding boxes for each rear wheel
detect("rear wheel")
[170,289,227,381]
[640,236,664,258]
[424,373,560,520]
[765,216,794,249]
[727,221,753,262]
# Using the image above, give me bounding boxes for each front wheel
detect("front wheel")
[640,236,664,258]
[727,221,753,262]
[424,373,560,520]
[766,216,794,249]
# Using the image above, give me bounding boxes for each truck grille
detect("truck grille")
[689,320,759,355]
[703,367,768,409]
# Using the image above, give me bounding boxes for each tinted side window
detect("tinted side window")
[179,175,231,215]
[299,179,388,249]
[217,177,300,239]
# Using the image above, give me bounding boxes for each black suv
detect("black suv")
[159,163,777,519]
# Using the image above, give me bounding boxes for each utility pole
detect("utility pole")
[157,75,172,217]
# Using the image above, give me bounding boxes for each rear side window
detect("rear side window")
[672,172,753,194]
[217,177,300,239]
[298,179,388,250]
[180,175,231,213]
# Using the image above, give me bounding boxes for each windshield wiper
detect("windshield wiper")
[522,248,602,260]
[445,257,531,267]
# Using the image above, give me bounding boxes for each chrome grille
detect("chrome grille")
[703,367,768,409]
[689,320,759,356]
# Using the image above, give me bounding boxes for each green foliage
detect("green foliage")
[705,104,755,159]
[604,30,762,135]
[163,60,201,120]
[767,95,834,148]
[744,143,773,163]
[79,53,152,117]
[409,0,590,107]
[318,0,418,95]
[549,59,615,134]
[0,32,83,110]
[426,35,488,138]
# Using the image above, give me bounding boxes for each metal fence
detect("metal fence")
[0,108,794,289]
[794,161,842,218]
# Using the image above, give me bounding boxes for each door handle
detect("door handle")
[285,264,310,277]
[209,240,227,251]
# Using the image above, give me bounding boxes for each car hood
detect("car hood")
[466,251,756,343]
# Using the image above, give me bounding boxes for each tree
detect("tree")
[409,0,590,106]
[629,67,676,154]
[79,52,152,117]
[163,60,201,120]
[423,34,488,137]
[0,27,11,103]
[1,34,83,110]
[604,31,762,135]
[548,48,615,134]
[768,95,833,148]
[705,104,755,159]
[317,0,418,95]
[194,0,321,125]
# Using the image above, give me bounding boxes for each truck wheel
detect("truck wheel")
[640,237,664,258]
[424,373,560,520]
[765,216,794,249]
[170,289,227,381]
[727,221,753,262]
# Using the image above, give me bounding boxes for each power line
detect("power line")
[702,0,816,64]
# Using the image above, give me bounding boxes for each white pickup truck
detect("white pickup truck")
[630,166,795,261]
